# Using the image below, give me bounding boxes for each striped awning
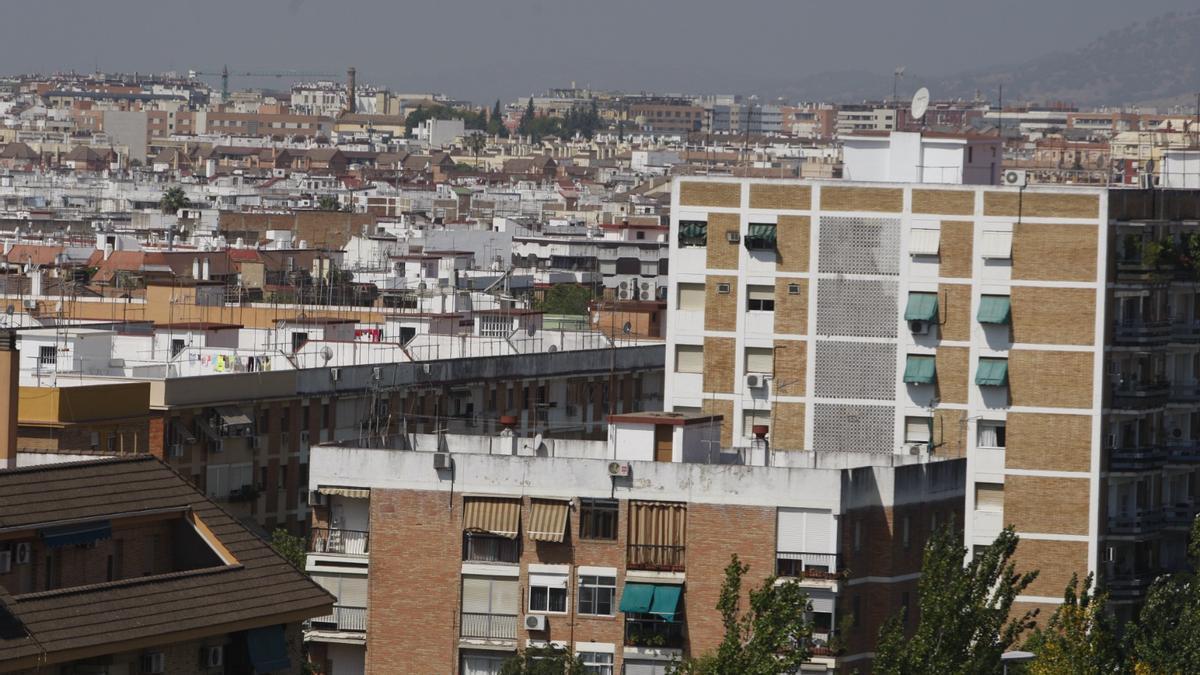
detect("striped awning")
[528,499,570,543]
[464,497,521,539]
[318,486,370,499]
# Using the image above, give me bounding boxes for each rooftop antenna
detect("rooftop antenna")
[911,87,930,130]
[892,66,906,106]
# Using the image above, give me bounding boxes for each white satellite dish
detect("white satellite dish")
[911,87,930,121]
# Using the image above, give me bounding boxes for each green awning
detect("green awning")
[649,584,683,622]
[619,583,656,614]
[903,355,936,384]
[744,223,777,249]
[679,222,707,239]
[977,295,1012,324]
[976,358,1009,386]
[904,292,939,321]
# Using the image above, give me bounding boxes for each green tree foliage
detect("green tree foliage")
[1127,517,1200,672]
[535,284,593,316]
[488,99,509,138]
[464,131,488,167]
[269,528,307,570]
[1024,574,1122,675]
[874,525,1038,675]
[159,186,190,214]
[316,195,341,211]
[404,104,487,134]
[671,554,812,675]
[500,646,583,675]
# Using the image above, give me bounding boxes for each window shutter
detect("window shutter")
[677,283,705,311]
[980,230,1013,259]
[491,578,519,614]
[975,483,1004,511]
[747,286,774,302]
[804,511,834,553]
[340,576,368,607]
[776,508,806,552]
[675,345,704,373]
[745,347,774,374]
[461,577,492,613]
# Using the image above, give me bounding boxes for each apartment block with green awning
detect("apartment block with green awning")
[904,292,939,322]
[903,355,936,384]
[976,358,1009,386]
[977,295,1011,325]
[618,582,683,621]
[678,220,707,246]
[744,223,777,250]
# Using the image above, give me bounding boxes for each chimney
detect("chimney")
[0,331,18,469]
[347,67,357,114]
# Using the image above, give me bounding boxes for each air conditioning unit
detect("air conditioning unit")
[22,299,36,310]
[524,614,547,631]
[372,366,382,380]
[640,291,650,300]
[909,320,930,335]
[745,373,764,389]
[1001,169,1027,187]
[433,452,452,470]
[201,645,224,669]
[725,231,741,243]
[607,461,630,477]
[716,283,731,295]
[309,490,327,507]
[0,551,10,574]
[15,543,30,565]
[788,283,801,295]
[141,652,166,675]
[168,443,183,458]
[905,443,927,455]
[330,367,341,381]
[1105,432,1117,449]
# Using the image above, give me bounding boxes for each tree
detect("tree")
[519,97,536,138]
[269,528,307,570]
[159,186,189,214]
[316,195,340,211]
[1128,517,1200,671]
[464,131,487,168]
[535,284,593,316]
[874,525,1039,675]
[1024,574,1122,675]
[500,645,583,675]
[671,554,812,674]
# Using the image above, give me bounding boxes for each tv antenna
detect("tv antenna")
[892,66,906,105]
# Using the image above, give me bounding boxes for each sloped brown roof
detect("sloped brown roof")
[0,143,38,161]
[0,456,332,668]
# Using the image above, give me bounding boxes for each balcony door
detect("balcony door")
[654,424,673,462]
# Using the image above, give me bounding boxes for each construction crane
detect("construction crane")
[188,65,340,101]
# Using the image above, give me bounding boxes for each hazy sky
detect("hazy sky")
[2,0,1194,104]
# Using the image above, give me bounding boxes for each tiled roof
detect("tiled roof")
[0,457,332,668]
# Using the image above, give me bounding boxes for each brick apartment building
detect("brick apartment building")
[665,176,1200,622]
[305,436,964,674]
[0,455,332,673]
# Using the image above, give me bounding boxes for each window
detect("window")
[580,499,618,540]
[978,421,1006,448]
[909,228,941,256]
[463,533,520,563]
[291,332,309,353]
[787,283,801,295]
[38,345,56,366]
[578,652,614,675]
[746,286,775,312]
[529,574,568,613]
[745,347,774,374]
[578,575,616,616]
[677,283,705,311]
[975,482,1004,512]
[742,408,770,437]
[904,416,932,445]
[854,520,862,551]
[744,223,777,250]
[716,282,731,294]
[980,230,1013,259]
[902,515,911,549]
[674,344,703,374]
[171,338,185,358]
[678,220,707,247]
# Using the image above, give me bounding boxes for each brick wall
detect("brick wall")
[1012,223,1099,282]
[983,192,1099,219]
[774,279,807,334]
[819,186,903,212]
[776,215,810,273]
[1003,475,1091,536]
[1011,539,1089,598]
[1006,413,1092,472]
[1011,287,1096,345]
[773,341,807,396]
[702,337,735,394]
[939,221,974,279]
[706,214,741,269]
[937,283,971,342]
[935,347,970,405]
[933,409,966,458]
[748,184,810,211]
[679,182,741,208]
[1009,350,1094,409]
[912,189,974,216]
[771,402,805,450]
[703,275,738,332]
[700,399,734,448]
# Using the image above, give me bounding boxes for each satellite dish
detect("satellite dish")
[5,305,12,317]
[911,87,930,121]
[320,346,334,363]
[622,321,632,335]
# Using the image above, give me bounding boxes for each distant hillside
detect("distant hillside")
[766,11,1200,108]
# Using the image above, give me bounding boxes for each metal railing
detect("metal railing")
[1107,445,1165,472]
[1112,318,1172,341]
[309,527,370,555]
[627,544,686,572]
[624,614,685,648]
[463,533,520,564]
[460,612,518,640]
[775,551,843,580]
[310,605,367,632]
[1108,509,1163,533]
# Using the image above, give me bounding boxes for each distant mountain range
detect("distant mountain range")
[763,11,1200,109]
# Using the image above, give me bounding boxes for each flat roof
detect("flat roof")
[607,411,723,427]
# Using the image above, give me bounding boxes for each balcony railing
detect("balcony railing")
[1108,509,1163,534]
[1110,378,1170,408]
[627,544,686,572]
[463,534,520,564]
[309,527,370,555]
[1104,564,1157,598]
[309,605,367,633]
[1108,445,1165,472]
[808,630,843,658]
[1166,443,1200,464]
[1170,383,1200,401]
[776,552,843,580]
[1162,502,1197,526]
[1113,318,1172,343]
[460,612,517,640]
[625,614,685,649]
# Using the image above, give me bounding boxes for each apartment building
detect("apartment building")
[0,455,332,673]
[666,176,1111,621]
[305,430,964,674]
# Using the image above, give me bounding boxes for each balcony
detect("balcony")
[624,614,685,649]
[309,605,367,633]
[460,612,517,640]
[463,533,520,564]
[309,527,369,556]
[1171,319,1200,342]
[775,552,844,581]
[1162,502,1197,528]
[1108,445,1165,472]
[1107,509,1163,535]
[1112,318,1172,344]
[1166,443,1200,464]
[808,630,843,658]
[1104,564,1156,599]
[627,544,686,572]
[1110,378,1170,409]
[1169,382,1200,402]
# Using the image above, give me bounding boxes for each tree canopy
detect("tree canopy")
[874,524,1038,675]
[1023,574,1122,675]
[1125,517,1200,672]
[268,528,307,570]
[159,186,190,214]
[535,284,593,316]
[500,646,583,675]
[404,104,487,134]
